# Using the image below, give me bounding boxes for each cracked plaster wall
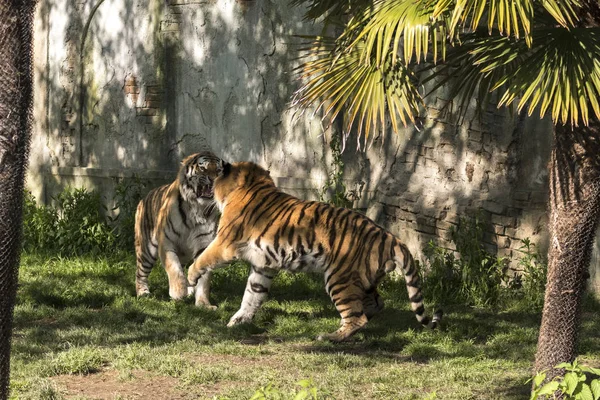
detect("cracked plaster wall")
[29,0,599,289]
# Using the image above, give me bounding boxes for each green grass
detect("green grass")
[9,252,600,399]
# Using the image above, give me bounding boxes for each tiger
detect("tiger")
[186,161,443,342]
[134,151,226,308]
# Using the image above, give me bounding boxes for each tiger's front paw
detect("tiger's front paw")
[227,310,254,327]
[316,332,352,343]
[194,296,217,310]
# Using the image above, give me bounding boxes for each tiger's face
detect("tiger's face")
[178,152,225,203]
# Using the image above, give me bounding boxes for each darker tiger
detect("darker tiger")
[187,161,442,342]
[134,151,224,307]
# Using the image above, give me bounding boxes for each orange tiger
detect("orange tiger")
[187,161,442,341]
[135,151,224,307]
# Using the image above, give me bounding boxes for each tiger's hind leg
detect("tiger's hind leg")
[318,283,368,342]
[363,289,385,320]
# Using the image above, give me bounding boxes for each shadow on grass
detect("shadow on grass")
[13,252,600,370]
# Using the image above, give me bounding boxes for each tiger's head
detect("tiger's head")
[213,161,274,211]
[178,151,225,205]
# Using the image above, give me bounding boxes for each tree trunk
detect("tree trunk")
[0,0,36,397]
[534,120,600,380]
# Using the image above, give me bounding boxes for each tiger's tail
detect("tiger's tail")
[392,242,443,329]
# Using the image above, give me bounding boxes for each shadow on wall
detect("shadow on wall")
[30,0,340,208]
[28,0,599,288]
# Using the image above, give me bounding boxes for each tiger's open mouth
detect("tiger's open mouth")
[196,184,214,199]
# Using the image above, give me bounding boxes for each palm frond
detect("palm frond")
[290,0,370,23]
[292,37,422,141]
[536,0,578,28]
[343,0,448,66]
[497,27,600,126]
[430,0,535,42]
[424,27,600,126]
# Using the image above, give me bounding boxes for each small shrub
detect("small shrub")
[22,190,58,251]
[319,133,352,208]
[54,188,116,255]
[514,238,548,310]
[110,175,150,250]
[422,215,509,308]
[22,188,115,256]
[530,359,600,399]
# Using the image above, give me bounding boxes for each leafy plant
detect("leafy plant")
[22,187,116,256]
[514,238,548,310]
[530,359,600,399]
[110,175,150,250]
[251,379,334,400]
[319,132,353,208]
[422,214,509,307]
[54,187,116,256]
[22,190,59,251]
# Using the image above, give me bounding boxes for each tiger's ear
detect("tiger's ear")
[222,162,232,176]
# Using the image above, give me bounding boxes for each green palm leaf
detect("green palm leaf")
[292,37,422,141]
[424,27,600,126]
[496,27,600,126]
[343,0,448,66]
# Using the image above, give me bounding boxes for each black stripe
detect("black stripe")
[409,293,423,303]
[178,193,189,229]
[344,311,364,319]
[193,247,206,259]
[334,295,362,306]
[414,305,425,315]
[266,246,277,261]
[250,283,269,293]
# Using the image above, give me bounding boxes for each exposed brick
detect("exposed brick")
[500,236,511,249]
[493,224,505,235]
[437,220,456,231]
[505,207,522,218]
[497,248,513,259]
[145,93,161,101]
[505,227,519,239]
[401,192,419,203]
[396,210,416,222]
[415,225,436,235]
[491,214,517,228]
[125,85,140,94]
[146,85,164,94]
[125,76,137,86]
[144,100,161,108]
[416,215,436,226]
[137,107,158,116]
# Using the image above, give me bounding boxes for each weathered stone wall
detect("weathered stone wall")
[30,0,599,290]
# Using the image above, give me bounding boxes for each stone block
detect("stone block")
[493,224,505,235]
[491,214,517,228]
[137,108,158,116]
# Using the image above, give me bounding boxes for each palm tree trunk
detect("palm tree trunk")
[534,120,600,380]
[0,0,36,397]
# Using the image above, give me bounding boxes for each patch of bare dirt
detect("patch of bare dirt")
[52,369,230,400]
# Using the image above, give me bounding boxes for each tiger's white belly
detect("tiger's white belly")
[238,241,326,273]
